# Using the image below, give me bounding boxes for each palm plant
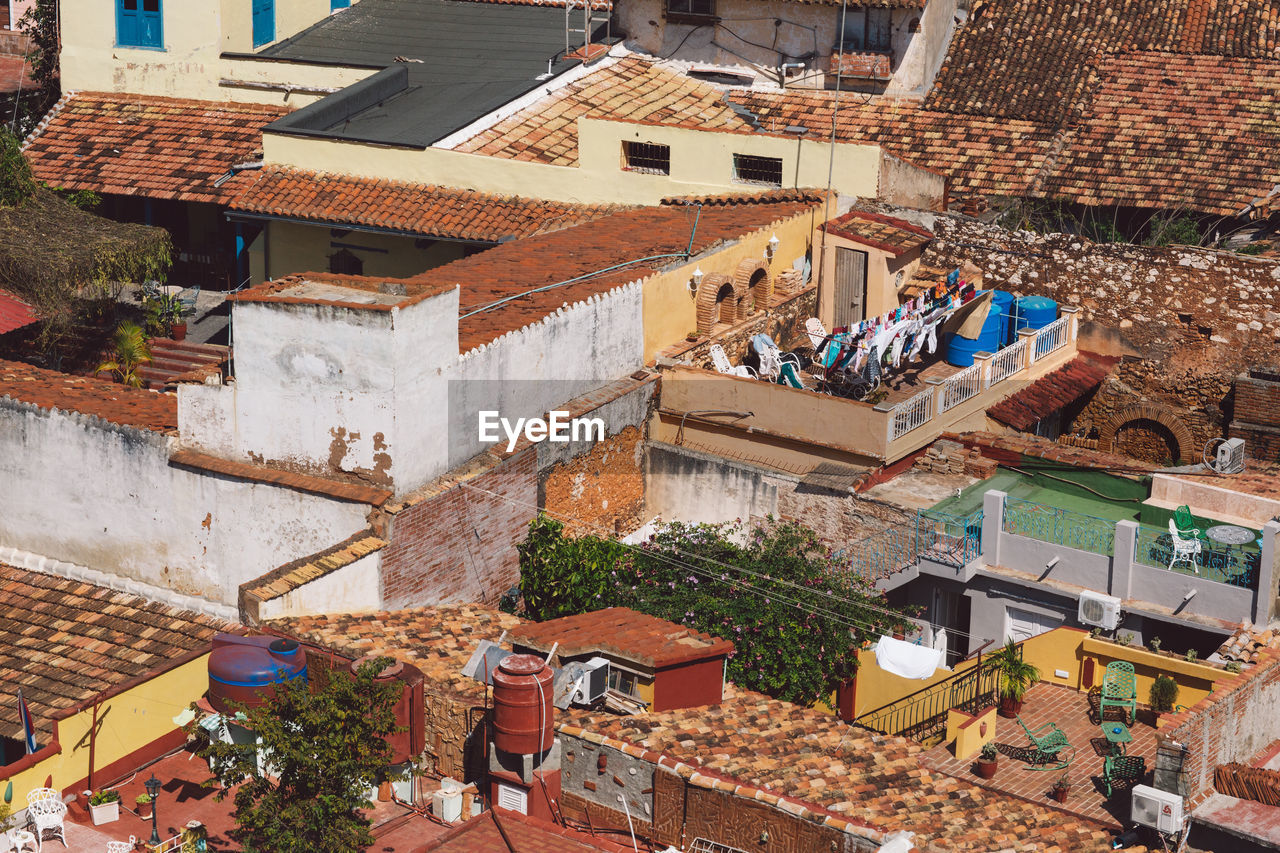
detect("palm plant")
[990,638,1040,717]
[96,320,151,388]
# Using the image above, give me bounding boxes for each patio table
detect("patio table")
[1205,525,1254,546]
[1103,722,1132,755]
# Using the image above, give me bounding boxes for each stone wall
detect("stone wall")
[542,425,646,536]
[661,284,818,370]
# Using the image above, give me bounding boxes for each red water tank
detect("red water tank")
[350,656,425,765]
[491,654,554,756]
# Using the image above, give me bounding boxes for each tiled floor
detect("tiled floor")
[880,354,962,405]
[923,683,1156,829]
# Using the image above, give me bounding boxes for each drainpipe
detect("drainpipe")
[87,701,98,791]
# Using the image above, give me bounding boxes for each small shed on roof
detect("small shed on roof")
[818,209,933,327]
[507,607,734,712]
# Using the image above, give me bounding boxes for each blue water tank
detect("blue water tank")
[991,290,1015,347]
[945,292,1005,367]
[1013,295,1058,335]
[208,634,307,713]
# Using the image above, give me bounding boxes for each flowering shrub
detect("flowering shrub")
[517,516,914,706]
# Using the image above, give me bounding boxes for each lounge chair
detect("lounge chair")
[777,361,806,389]
[709,344,756,379]
[1016,716,1073,770]
[750,334,783,380]
[1099,661,1137,725]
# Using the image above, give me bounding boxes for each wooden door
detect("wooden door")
[833,246,868,327]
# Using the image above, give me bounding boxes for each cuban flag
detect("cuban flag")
[17,689,35,755]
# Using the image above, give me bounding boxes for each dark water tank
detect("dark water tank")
[349,655,425,765]
[491,654,554,756]
[208,633,306,714]
[1013,295,1058,334]
[945,291,1006,367]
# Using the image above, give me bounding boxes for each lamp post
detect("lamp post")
[145,774,161,845]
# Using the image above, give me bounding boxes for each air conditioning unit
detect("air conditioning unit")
[1215,437,1246,474]
[573,657,610,704]
[1131,784,1183,833]
[1078,591,1122,630]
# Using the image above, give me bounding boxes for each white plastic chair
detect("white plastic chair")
[709,344,755,379]
[25,787,67,852]
[1168,519,1202,574]
[805,317,828,350]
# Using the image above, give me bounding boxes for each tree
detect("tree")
[13,0,60,134]
[95,321,151,387]
[514,515,624,620]
[516,516,915,706]
[194,657,405,853]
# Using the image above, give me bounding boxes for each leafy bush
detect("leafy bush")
[96,321,152,388]
[0,131,37,208]
[516,516,915,706]
[1149,674,1179,713]
[980,743,998,762]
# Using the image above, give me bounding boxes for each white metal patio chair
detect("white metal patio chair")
[709,344,755,379]
[1168,519,1202,573]
[104,836,136,853]
[25,787,67,852]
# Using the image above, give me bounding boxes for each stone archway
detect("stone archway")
[734,258,772,313]
[695,273,744,335]
[1098,404,1196,463]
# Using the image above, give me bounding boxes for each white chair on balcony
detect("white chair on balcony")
[709,344,755,379]
[104,837,136,853]
[25,787,67,852]
[1168,519,1202,574]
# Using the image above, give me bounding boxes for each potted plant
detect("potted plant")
[135,792,153,820]
[89,789,121,825]
[975,743,999,779]
[1150,674,1179,727]
[143,290,187,340]
[1050,773,1071,803]
[990,639,1041,718]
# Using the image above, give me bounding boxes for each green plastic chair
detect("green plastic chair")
[1016,716,1074,770]
[1174,505,1202,539]
[1100,661,1137,725]
[1102,754,1145,797]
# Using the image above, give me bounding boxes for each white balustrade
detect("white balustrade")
[939,362,982,412]
[889,387,935,441]
[987,338,1027,387]
[1032,316,1070,362]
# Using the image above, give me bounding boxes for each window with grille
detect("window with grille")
[622,141,671,176]
[666,0,715,18]
[732,154,783,187]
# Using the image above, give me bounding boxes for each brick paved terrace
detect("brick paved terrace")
[923,683,1157,829]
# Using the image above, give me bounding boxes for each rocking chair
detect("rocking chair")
[1016,716,1074,770]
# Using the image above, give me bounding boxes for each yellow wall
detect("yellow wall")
[817,231,926,329]
[0,655,211,807]
[266,220,469,282]
[264,121,884,206]
[640,204,824,361]
[1078,636,1225,711]
[852,644,984,719]
[947,705,997,760]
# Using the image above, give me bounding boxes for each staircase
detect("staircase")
[138,338,230,390]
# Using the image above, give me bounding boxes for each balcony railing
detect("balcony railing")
[1133,523,1260,588]
[845,508,983,582]
[889,386,934,440]
[854,653,1001,743]
[1001,497,1116,556]
[939,361,982,412]
[1032,316,1070,362]
[988,338,1026,387]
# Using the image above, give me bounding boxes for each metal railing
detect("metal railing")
[918,507,984,567]
[940,362,982,412]
[1001,497,1116,556]
[1133,523,1259,588]
[888,386,934,440]
[987,337,1027,387]
[854,654,1001,743]
[845,522,922,582]
[1032,316,1070,362]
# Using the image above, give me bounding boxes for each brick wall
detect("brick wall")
[1230,369,1280,462]
[380,449,536,608]
[1159,650,1280,807]
[660,285,819,369]
[541,425,645,536]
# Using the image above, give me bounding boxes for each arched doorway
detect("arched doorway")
[1099,404,1194,463]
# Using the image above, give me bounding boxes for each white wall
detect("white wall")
[0,399,369,605]
[255,550,383,620]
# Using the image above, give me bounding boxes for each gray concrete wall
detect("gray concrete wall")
[645,441,781,527]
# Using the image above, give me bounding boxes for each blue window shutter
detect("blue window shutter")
[139,0,162,47]
[117,0,139,47]
[117,0,162,48]
[331,0,350,9]
[252,0,275,47]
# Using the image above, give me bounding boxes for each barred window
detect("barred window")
[666,0,714,17]
[732,154,783,187]
[622,141,671,176]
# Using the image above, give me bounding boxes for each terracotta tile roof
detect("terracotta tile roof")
[241,530,387,607]
[507,607,735,669]
[169,449,393,506]
[228,168,623,242]
[659,188,825,206]
[0,288,37,336]
[0,358,178,432]
[23,93,287,204]
[1217,623,1280,666]
[1041,51,1280,216]
[0,563,237,734]
[946,430,1161,474]
[832,51,894,80]
[412,809,614,852]
[267,604,523,703]
[987,354,1115,431]
[822,209,932,256]
[453,56,753,166]
[408,197,819,352]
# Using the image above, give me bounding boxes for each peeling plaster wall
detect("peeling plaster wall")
[0,399,369,605]
[255,551,383,620]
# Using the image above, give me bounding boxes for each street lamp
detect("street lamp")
[145,774,161,845]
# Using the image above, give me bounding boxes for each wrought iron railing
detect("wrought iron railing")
[940,362,982,412]
[1032,316,1070,362]
[845,522,922,582]
[888,386,934,440]
[1133,523,1259,588]
[1001,496,1116,555]
[854,655,1001,743]
[988,338,1026,387]
[918,507,984,568]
